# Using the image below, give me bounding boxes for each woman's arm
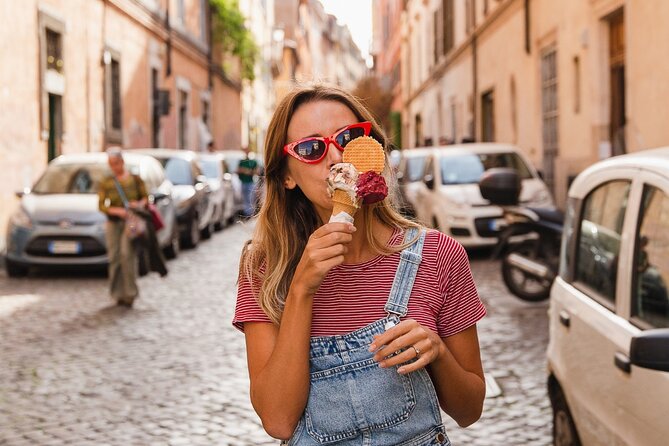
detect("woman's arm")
[243,222,356,440]
[429,326,485,426]
[370,322,485,427]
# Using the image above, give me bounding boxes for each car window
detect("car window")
[159,157,193,185]
[575,180,630,304]
[632,185,669,328]
[440,152,532,185]
[33,163,108,194]
[405,156,426,182]
[200,159,221,179]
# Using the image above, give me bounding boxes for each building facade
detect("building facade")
[0,0,242,252]
[401,0,669,207]
[272,0,368,102]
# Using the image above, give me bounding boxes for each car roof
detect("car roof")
[51,151,156,165]
[570,147,669,196]
[431,143,523,155]
[133,148,199,161]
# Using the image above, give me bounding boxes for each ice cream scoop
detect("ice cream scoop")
[329,136,386,223]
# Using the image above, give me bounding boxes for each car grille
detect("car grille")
[474,217,501,238]
[25,236,106,257]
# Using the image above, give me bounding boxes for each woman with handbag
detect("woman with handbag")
[98,148,149,308]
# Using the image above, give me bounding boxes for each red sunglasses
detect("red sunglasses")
[282,122,372,164]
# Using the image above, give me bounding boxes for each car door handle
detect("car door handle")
[614,352,631,374]
[559,310,571,328]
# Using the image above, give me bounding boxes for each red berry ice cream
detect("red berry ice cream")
[356,171,388,204]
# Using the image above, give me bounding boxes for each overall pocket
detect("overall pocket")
[305,357,416,444]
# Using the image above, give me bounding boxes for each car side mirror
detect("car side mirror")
[195,175,208,185]
[397,171,405,185]
[152,192,169,202]
[223,173,233,182]
[424,174,435,190]
[630,328,669,372]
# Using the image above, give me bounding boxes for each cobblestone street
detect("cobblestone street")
[1,222,551,446]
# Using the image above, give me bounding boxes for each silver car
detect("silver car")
[5,152,179,277]
[199,153,236,229]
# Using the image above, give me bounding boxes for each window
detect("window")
[442,0,454,54]
[541,46,559,194]
[405,156,427,183]
[177,0,185,25]
[110,60,122,130]
[632,185,669,328]
[573,56,581,114]
[104,49,122,143]
[46,29,63,73]
[481,90,495,142]
[433,9,441,64]
[575,181,631,304]
[178,90,189,150]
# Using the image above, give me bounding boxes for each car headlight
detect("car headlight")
[10,208,32,229]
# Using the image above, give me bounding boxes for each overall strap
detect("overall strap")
[384,227,426,318]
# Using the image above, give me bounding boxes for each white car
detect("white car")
[400,144,553,248]
[547,148,669,446]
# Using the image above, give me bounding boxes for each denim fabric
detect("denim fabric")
[287,228,451,446]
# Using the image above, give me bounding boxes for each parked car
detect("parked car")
[218,149,246,217]
[396,147,434,218]
[135,149,214,247]
[547,147,669,446]
[198,153,236,229]
[399,144,553,248]
[5,152,179,277]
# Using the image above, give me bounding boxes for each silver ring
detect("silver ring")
[412,345,421,358]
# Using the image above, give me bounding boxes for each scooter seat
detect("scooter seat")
[527,207,564,224]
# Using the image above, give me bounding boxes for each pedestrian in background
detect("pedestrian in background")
[98,148,148,307]
[233,84,486,445]
[237,147,258,218]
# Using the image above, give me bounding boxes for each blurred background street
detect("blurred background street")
[0,221,551,445]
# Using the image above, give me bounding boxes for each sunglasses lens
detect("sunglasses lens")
[295,140,326,161]
[335,127,366,148]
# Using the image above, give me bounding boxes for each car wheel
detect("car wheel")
[5,259,29,278]
[552,386,581,446]
[183,215,200,248]
[201,220,214,239]
[163,227,179,260]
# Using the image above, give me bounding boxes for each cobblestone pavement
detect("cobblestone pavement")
[0,222,551,446]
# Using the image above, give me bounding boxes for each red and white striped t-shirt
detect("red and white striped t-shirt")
[233,229,485,338]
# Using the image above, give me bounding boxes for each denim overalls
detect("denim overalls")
[286,228,450,446]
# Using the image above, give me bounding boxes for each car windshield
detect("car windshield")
[158,157,192,185]
[199,159,220,179]
[440,152,532,185]
[224,154,243,173]
[32,161,139,194]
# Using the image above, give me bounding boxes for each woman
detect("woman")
[234,85,486,445]
[98,148,148,308]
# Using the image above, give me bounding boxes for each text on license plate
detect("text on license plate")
[48,241,81,254]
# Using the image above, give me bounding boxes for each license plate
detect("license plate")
[488,218,507,232]
[48,241,81,254]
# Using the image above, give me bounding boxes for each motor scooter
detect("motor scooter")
[479,168,563,301]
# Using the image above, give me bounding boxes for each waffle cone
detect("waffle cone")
[331,189,359,218]
[342,136,385,173]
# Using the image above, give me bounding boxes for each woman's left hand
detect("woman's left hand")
[369,319,445,375]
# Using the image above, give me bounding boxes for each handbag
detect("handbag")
[147,202,165,231]
[112,176,147,240]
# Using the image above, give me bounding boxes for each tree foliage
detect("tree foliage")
[352,76,395,144]
[209,0,258,81]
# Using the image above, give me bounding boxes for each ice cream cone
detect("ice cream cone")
[330,189,359,223]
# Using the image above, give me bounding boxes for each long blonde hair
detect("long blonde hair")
[240,84,420,324]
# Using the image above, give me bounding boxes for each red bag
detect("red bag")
[148,203,165,231]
